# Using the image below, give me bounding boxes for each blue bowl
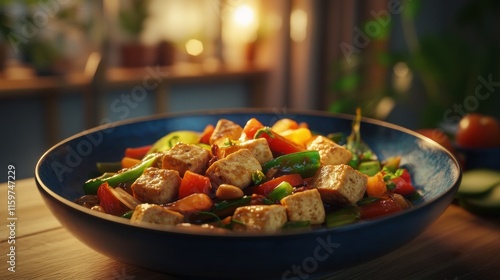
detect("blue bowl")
[35,109,461,280]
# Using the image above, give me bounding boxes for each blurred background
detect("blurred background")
[1,0,499,180]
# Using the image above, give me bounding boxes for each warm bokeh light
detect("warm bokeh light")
[185,39,204,56]
[143,0,209,45]
[394,62,410,77]
[392,62,413,93]
[233,5,256,27]
[290,9,307,42]
[223,1,259,44]
[221,1,260,67]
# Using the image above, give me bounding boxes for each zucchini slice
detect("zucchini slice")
[457,169,500,197]
[459,183,500,216]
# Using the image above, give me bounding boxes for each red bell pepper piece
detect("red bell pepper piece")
[256,127,306,155]
[125,145,153,159]
[253,174,304,196]
[178,171,212,199]
[359,197,403,219]
[97,182,129,216]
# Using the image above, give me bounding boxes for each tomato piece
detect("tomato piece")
[391,176,415,196]
[97,182,129,216]
[125,145,153,159]
[455,113,500,148]
[359,197,403,219]
[200,124,215,145]
[253,174,304,196]
[179,171,212,199]
[399,168,412,184]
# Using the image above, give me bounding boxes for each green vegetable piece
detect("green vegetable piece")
[383,168,404,181]
[457,169,500,198]
[95,172,117,180]
[267,181,293,202]
[146,130,200,155]
[358,161,381,176]
[382,156,401,173]
[459,183,500,216]
[213,196,252,217]
[262,151,321,178]
[325,206,360,227]
[252,170,266,185]
[348,153,360,169]
[254,127,274,139]
[356,196,379,206]
[122,210,134,219]
[83,153,161,195]
[346,108,377,165]
[282,220,311,229]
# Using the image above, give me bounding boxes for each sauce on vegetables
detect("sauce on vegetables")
[76,115,418,232]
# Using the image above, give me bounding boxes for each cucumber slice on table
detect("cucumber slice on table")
[459,183,500,216]
[457,169,500,197]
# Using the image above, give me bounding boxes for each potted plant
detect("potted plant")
[118,0,156,67]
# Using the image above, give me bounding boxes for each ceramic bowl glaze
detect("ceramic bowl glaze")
[36,109,461,280]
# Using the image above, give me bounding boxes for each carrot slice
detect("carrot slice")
[121,157,142,169]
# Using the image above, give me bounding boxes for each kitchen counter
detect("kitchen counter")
[1,178,499,279]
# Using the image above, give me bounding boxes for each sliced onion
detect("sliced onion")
[109,186,141,210]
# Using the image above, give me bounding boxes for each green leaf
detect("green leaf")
[332,73,361,91]
[402,0,421,20]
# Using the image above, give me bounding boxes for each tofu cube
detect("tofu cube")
[205,149,261,189]
[209,119,243,144]
[310,164,367,205]
[280,189,325,225]
[232,205,288,232]
[131,167,181,204]
[307,136,352,166]
[131,203,184,226]
[216,138,273,164]
[162,143,211,176]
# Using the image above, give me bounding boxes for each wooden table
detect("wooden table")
[1,178,499,279]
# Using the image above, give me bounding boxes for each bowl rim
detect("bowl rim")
[35,108,462,238]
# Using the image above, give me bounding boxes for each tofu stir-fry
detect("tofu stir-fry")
[77,114,418,233]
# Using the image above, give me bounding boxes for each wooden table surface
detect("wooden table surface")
[1,178,499,279]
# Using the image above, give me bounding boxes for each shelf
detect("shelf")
[0,73,91,97]
[0,63,269,146]
[0,63,268,97]
[106,63,268,86]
